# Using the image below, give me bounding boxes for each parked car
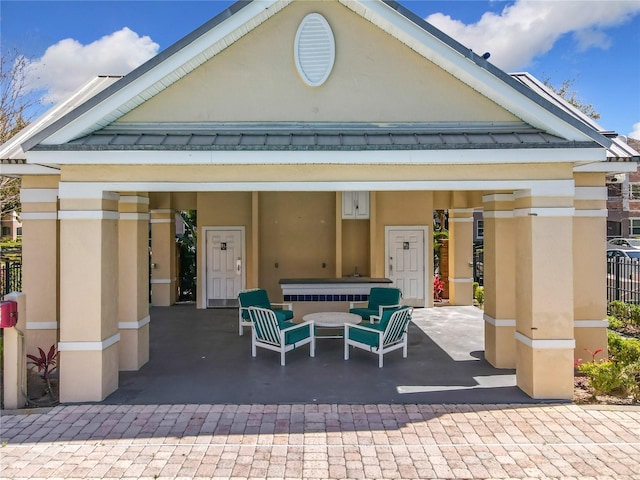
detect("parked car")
[607,248,640,262]
[607,238,640,249]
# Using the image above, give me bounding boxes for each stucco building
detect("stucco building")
[1,0,638,403]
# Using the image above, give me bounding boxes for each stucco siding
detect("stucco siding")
[118,1,519,124]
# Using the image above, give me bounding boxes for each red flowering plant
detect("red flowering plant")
[434,274,444,301]
[27,345,58,398]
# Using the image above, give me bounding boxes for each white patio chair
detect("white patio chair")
[344,307,413,368]
[247,306,315,366]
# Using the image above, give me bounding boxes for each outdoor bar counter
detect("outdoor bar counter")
[279,277,393,317]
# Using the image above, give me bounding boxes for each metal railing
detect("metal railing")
[0,258,21,296]
[607,257,640,304]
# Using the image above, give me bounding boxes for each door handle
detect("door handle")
[236,258,242,275]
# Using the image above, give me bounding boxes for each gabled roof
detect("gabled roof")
[19,0,617,157]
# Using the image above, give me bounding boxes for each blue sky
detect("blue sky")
[2,0,640,138]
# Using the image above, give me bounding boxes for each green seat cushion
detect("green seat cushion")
[274,308,294,322]
[239,290,293,321]
[281,321,311,345]
[239,290,271,319]
[368,287,401,310]
[347,323,384,348]
[274,309,294,328]
[349,307,377,320]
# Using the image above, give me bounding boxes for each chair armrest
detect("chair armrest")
[272,302,293,311]
[349,301,368,309]
[378,304,401,316]
[344,323,382,335]
[281,320,314,333]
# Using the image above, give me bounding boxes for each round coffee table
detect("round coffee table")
[303,312,362,338]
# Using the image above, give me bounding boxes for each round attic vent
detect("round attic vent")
[294,13,335,87]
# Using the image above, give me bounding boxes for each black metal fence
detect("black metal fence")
[0,258,21,296]
[607,257,640,304]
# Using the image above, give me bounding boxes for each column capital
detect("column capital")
[58,183,119,201]
[482,193,514,204]
[20,188,58,203]
[119,195,150,205]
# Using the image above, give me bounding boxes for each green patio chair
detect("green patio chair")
[344,306,413,368]
[237,288,293,336]
[349,287,402,323]
[247,306,315,366]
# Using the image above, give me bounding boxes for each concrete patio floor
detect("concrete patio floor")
[103,304,548,405]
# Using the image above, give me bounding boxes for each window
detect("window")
[476,220,484,239]
[16,227,22,236]
[630,184,640,200]
[630,219,640,236]
[1,227,9,237]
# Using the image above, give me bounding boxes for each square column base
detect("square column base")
[151,282,177,307]
[59,344,119,402]
[516,337,575,399]
[448,279,474,306]
[119,324,150,371]
[484,320,516,368]
[574,324,608,362]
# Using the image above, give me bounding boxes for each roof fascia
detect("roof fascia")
[23,0,288,150]
[0,163,60,175]
[26,146,605,166]
[1,76,121,160]
[353,0,611,147]
[573,162,637,174]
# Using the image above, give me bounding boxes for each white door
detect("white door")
[386,227,426,306]
[205,228,244,307]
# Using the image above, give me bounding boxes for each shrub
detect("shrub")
[608,300,630,320]
[474,286,485,306]
[577,360,624,396]
[608,315,623,331]
[622,361,640,401]
[628,304,640,327]
[608,331,640,365]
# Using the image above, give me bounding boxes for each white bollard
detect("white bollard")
[3,292,27,410]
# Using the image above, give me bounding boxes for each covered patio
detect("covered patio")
[4,0,639,406]
[103,305,539,405]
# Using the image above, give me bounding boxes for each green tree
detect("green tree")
[543,77,600,120]
[177,210,197,301]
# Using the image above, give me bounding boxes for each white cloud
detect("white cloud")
[630,122,640,140]
[427,0,640,71]
[24,27,159,104]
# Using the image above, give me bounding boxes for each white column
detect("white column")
[482,194,516,368]
[118,195,150,371]
[448,208,474,305]
[58,190,120,402]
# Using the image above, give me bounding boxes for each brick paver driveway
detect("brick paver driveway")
[1,403,639,479]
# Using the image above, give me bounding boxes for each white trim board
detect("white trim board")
[58,333,120,352]
[119,316,151,330]
[58,179,575,196]
[515,332,575,349]
[28,147,605,166]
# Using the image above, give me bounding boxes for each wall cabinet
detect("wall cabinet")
[342,192,370,219]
